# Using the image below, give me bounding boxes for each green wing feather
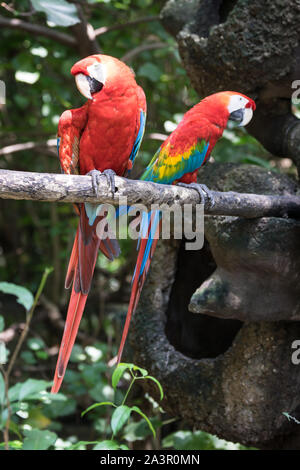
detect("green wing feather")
[141,139,209,184]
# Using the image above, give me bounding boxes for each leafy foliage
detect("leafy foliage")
[31,0,81,26]
[0,282,34,312]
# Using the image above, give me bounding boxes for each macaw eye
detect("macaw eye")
[87,76,103,94]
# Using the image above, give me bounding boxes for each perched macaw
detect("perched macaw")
[52,54,146,393]
[116,91,256,363]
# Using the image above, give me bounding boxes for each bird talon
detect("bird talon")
[87,169,117,198]
[87,169,102,197]
[102,169,116,198]
[177,182,215,208]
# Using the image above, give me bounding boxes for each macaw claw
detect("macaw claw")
[177,182,215,208]
[102,169,116,198]
[87,169,102,197]
[87,169,116,198]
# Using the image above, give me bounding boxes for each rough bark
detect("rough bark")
[127,162,300,449]
[161,0,300,172]
[130,0,300,447]
[0,169,300,219]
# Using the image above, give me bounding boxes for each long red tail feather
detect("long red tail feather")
[117,211,160,364]
[51,286,87,393]
[51,204,120,393]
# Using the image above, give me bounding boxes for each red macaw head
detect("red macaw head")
[225,91,256,127]
[70,54,135,100]
[199,91,256,128]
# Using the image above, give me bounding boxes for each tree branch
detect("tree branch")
[121,42,169,63]
[0,139,57,156]
[94,15,160,37]
[70,4,101,56]
[0,15,77,47]
[0,169,299,218]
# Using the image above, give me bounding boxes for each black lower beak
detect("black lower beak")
[87,76,103,94]
[229,108,244,122]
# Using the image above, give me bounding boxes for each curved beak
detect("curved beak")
[75,73,92,100]
[239,107,253,127]
[229,107,253,127]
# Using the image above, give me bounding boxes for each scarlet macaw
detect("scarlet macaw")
[52,54,146,393]
[116,91,256,363]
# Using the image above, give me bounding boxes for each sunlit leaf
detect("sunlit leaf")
[93,440,120,450]
[27,337,46,351]
[131,405,156,437]
[31,0,80,27]
[0,372,5,406]
[17,379,50,402]
[144,375,164,400]
[111,405,132,435]
[0,316,4,333]
[0,282,34,312]
[81,401,116,417]
[112,363,130,390]
[0,341,8,365]
[22,429,57,450]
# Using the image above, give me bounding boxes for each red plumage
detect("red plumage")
[51,55,146,393]
[116,91,256,364]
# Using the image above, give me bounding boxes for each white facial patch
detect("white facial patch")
[75,73,92,100]
[87,62,106,85]
[227,94,249,114]
[228,94,253,126]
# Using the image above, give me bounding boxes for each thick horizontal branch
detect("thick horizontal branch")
[0,139,57,156]
[121,42,169,63]
[94,15,160,37]
[0,15,77,47]
[0,169,299,218]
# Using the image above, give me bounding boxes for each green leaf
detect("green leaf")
[111,405,132,435]
[22,429,57,450]
[8,420,22,440]
[144,376,164,400]
[31,0,80,27]
[0,341,8,365]
[35,350,48,360]
[132,364,148,377]
[21,350,36,366]
[0,282,34,312]
[123,417,162,442]
[16,379,50,402]
[0,315,4,333]
[112,363,130,390]
[119,444,130,450]
[162,430,246,450]
[81,401,116,417]
[93,440,120,450]
[138,63,162,82]
[27,337,46,351]
[112,363,148,390]
[131,405,156,437]
[0,372,5,406]
[0,440,23,450]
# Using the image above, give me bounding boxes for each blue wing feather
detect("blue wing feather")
[128,109,146,171]
[141,140,209,184]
